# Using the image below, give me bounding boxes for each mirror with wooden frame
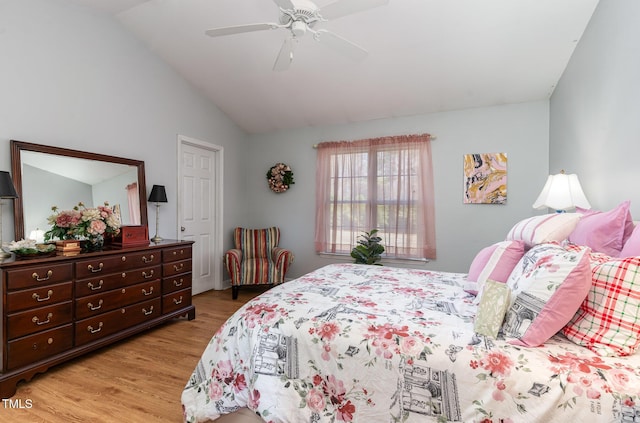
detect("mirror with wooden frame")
[10,140,147,241]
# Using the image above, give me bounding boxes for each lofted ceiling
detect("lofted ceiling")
[71,0,600,134]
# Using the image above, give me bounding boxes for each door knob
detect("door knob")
[181,226,186,232]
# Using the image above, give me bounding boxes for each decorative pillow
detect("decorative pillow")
[506,243,565,300]
[466,240,525,295]
[502,245,591,347]
[563,256,640,357]
[619,223,640,257]
[505,213,580,248]
[474,279,511,338]
[568,200,634,257]
[564,243,613,267]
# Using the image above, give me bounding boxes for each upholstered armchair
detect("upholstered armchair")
[223,227,294,299]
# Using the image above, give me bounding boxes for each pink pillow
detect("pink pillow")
[503,244,591,347]
[569,201,633,256]
[619,223,640,257]
[466,240,525,295]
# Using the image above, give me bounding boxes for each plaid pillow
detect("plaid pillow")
[563,256,640,356]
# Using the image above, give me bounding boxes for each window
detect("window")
[315,134,436,260]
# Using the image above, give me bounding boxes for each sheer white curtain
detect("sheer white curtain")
[315,134,436,260]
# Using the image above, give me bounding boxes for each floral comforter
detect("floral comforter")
[181,263,640,422]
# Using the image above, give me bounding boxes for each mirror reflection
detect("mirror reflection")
[10,140,147,242]
[21,151,141,241]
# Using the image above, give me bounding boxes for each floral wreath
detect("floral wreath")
[266,163,295,193]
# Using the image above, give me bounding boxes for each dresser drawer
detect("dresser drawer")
[74,254,130,279]
[75,251,159,279]
[162,259,192,278]
[7,324,73,370]
[75,264,161,297]
[162,245,192,263]
[162,273,192,294]
[75,280,161,319]
[6,282,73,313]
[162,287,192,314]
[75,298,161,346]
[121,250,160,267]
[6,263,73,290]
[7,301,73,340]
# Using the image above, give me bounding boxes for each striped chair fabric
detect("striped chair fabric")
[223,227,294,299]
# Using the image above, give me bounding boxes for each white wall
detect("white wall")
[0,0,554,285]
[0,0,248,251]
[247,101,550,278]
[550,0,640,216]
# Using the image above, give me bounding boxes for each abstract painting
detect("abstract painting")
[463,153,507,204]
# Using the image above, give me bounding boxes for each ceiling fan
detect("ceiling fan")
[205,0,389,71]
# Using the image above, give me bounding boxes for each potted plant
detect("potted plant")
[350,229,385,265]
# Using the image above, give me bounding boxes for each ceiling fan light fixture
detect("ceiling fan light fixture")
[291,20,307,37]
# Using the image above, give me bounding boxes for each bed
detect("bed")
[181,258,640,422]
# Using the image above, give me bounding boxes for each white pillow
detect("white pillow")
[506,213,580,247]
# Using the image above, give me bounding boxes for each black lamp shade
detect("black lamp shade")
[148,185,167,203]
[0,171,18,199]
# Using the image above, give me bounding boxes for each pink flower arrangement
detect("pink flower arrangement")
[44,201,121,241]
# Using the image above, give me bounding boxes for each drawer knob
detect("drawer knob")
[142,255,155,263]
[173,279,183,287]
[88,299,104,311]
[142,287,154,296]
[48,337,54,345]
[142,306,154,316]
[173,296,183,305]
[32,313,53,326]
[32,270,53,282]
[88,263,104,273]
[32,290,53,302]
[87,322,103,334]
[88,280,104,291]
[121,256,127,262]
[142,270,154,279]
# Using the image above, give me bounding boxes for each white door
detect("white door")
[177,136,224,295]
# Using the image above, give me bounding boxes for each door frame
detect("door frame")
[177,135,224,291]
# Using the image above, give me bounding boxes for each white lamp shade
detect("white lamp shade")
[532,173,591,211]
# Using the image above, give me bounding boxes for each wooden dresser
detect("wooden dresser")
[0,240,195,398]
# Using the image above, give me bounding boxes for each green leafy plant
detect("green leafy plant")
[350,229,385,265]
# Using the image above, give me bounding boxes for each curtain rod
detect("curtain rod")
[312,134,436,149]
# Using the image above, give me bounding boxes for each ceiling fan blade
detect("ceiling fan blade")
[315,30,368,61]
[205,23,282,38]
[320,0,389,20]
[273,37,297,71]
[271,0,295,10]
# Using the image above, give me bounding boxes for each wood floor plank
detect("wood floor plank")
[1,286,269,422]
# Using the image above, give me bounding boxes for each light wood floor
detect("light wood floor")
[2,286,270,423]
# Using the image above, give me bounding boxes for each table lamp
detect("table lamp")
[0,171,19,258]
[148,185,168,242]
[532,170,591,212]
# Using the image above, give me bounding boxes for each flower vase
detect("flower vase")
[84,234,104,252]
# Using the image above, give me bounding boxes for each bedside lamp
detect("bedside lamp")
[0,171,19,258]
[148,185,168,242]
[532,170,591,212]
